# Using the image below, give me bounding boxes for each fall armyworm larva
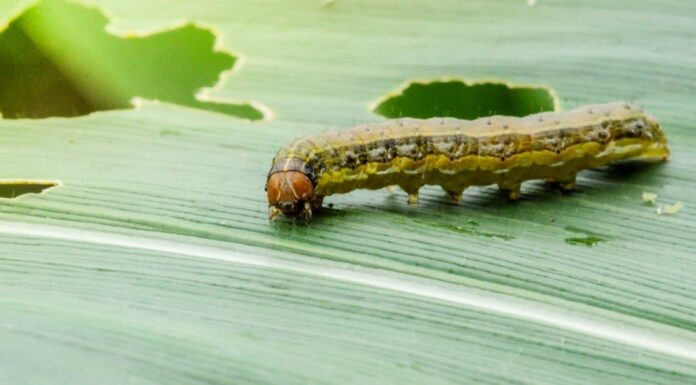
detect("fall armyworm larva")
[266,102,669,220]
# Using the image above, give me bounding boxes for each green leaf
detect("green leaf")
[0,0,264,119]
[2,0,696,384]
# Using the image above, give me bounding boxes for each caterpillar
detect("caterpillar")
[266,102,669,220]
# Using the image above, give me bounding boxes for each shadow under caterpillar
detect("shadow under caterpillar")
[266,102,669,220]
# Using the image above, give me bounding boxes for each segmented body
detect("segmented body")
[266,102,669,218]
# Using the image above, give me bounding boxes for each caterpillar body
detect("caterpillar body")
[266,102,669,220]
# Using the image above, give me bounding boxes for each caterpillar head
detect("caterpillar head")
[266,171,314,220]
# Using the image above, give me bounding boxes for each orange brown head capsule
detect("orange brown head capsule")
[266,171,315,220]
[266,154,322,220]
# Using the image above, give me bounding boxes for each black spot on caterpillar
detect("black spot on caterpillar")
[266,102,669,220]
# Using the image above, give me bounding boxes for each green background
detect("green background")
[1,0,696,384]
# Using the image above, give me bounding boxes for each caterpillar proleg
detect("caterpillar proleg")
[266,102,669,220]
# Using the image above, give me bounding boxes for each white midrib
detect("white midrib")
[2,219,696,362]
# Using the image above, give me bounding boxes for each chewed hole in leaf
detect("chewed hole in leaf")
[0,0,265,120]
[0,181,59,199]
[373,79,558,119]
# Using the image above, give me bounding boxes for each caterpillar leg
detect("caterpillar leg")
[301,202,313,221]
[560,180,576,191]
[311,196,325,210]
[399,185,420,206]
[407,192,419,206]
[547,175,576,192]
[443,187,465,203]
[498,184,522,201]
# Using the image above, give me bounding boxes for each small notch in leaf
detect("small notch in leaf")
[0,180,60,199]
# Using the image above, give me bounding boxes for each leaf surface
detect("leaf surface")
[2,0,696,384]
